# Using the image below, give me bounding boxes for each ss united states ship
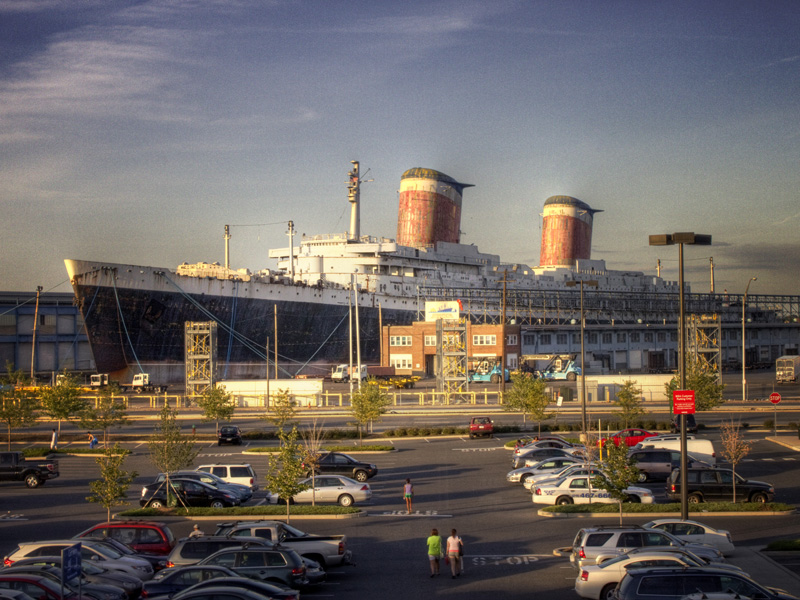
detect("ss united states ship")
[65,161,678,376]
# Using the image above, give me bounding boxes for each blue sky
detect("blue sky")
[1,0,798,296]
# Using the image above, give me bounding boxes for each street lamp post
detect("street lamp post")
[566,279,598,441]
[649,232,711,521]
[742,277,757,403]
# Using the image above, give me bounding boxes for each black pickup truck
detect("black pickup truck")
[0,451,59,488]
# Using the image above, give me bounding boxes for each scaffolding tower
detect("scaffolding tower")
[687,314,721,381]
[436,318,469,396]
[185,321,218,397]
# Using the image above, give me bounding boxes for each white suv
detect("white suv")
[196,464,258,491]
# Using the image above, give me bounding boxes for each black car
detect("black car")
[140,479,240,509]
[217,426,243,446]
[301,452,378,482]
[153,472,252,503]
[172,577,299,600]
[666,467,775,503]
[670,413,698,433]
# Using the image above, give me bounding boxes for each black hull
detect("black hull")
[73,284,415,374]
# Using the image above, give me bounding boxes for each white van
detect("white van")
[634,436,716,465]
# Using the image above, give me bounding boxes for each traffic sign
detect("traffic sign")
[770,392,781,405]
[61,543,81,584]
[672,390,696,414]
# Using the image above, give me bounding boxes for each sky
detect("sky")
[1,0,799,297]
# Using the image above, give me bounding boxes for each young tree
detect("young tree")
[265,426,309,522]
[665,356,726,411]
[301,419,327,506]
[39,371,89,435]
[503,372,551,435]
[349,381,391,446]
[0,388,39,451]
[148,403,200,476]
[86,444,138,521]
[719,419,752,503]
[593,440,641,525]
[614,380,645,429]
[79,385,129,448]
[262,389,298,438]
[195,386,235,433]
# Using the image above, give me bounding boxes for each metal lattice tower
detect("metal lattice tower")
[687,314,721,380]
[185,321,218,396]
[436,318,469,396]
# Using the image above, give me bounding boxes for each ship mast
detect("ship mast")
[348,161,360,241]
[287,220,295,279]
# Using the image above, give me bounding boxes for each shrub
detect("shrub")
[763,419,775,429]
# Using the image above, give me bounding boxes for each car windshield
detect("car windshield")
[598,553,634,568]
[280,523,306,538]
[86,542,122,558]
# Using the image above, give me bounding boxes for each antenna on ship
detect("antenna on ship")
[224,225,231,269]
[347,160,372,242]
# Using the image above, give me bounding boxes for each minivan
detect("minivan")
[628,449,709,482]
[196,464,258,491]
[635,436,716,465]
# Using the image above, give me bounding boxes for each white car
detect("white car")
[513,438,582,457]
[266,474,371,507]
[506,457,583,484]
[574,549,744,600]
[642,518,735,556]
[524,463,606,490]
[531,475,654,505]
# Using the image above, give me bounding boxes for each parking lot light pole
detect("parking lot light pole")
[649,232,711,520]
[566,279,598,442]
[742,277,757,403]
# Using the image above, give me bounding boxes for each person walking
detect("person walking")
[87,432,98,449]
[50,429,58,451]
[426,528,443,577]
[446,528,464,578]
[403,478,414,513]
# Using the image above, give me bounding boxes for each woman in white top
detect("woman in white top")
[446,529,463,578]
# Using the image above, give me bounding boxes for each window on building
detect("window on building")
[644,332,653,343]
[670,332,677,341]
[523,334,536,346]
[557,333,568,345]
[473,335,497,345]
[506,334,518,346]
[572,333,580,344]
[617,333,626,343]
[389,354,412,369]
[602,333,612,344]
[389,336,411,347]
[540,334,551,345]
[630,332,640,342]
[657,332,666,342]
[424,335,435,346]
[589,333,598,344]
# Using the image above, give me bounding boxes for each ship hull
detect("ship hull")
[66,260,416,374]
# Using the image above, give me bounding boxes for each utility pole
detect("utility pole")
[31,286,42,381]
[501,271,508,395]
[274,306,278,380]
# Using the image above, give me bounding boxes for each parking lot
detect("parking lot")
[1,430,800,599]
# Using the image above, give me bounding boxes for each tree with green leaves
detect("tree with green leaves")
[503,372,551,435]
[266,426,309,522]
[614,380,645,429]
[195,386,235,433]
[593,440,641,524]
[147,403,200,511]
[349,380,391,446]
[86,444,138,521]
[39,371,89,435]
[0,388,39,451]
[665,356,726,411]
[719,419,752,502]
[301,419,327,506]
[79,385,129,448]
[262,389,297,438]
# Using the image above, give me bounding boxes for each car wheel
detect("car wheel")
[601,583,617,600]
[338,494,354,507]
[750,492,768,503]
[520,474,531,484]
[210,500,226,509]
[637,472,648,483]
[354,471,368,482]
[469,433,475,439]
[567,372,577,381]
[24,474,41,488]
[556,496,573,505]
[490,374,500,384]
[688,493,703,504]
[148,499,165,509]
[625,495,641,503]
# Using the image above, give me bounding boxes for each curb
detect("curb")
[113,511,367,521]
[537,508,797,518]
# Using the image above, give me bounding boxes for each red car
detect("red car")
[76,521,176,555]
[602,428,657,447]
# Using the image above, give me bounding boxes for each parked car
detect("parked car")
[569,525,724,570]
[217,426,243,446]
[0,573,91,600]
[532,475,654,506]
[574,549,743,600]
[81,538,166,573]
[7,557,142,600]
[139,479,240,509]
[636,436,717,466]
[525,464,606,491]
[141,565,238,597]
[148,586,288,600]
[512,447,579,469]
[0,566,126,600]
[628,449,710,482]
[513,438,582,456]
[196,546,308,589]
[642,519,735,556]
[612,566,799,600]
[165,537,269,569]
[666,468,774,504]
[506,457,583,485]
[75,521,176,556]
[4,541,154,581]
[195,464,258,491]
[152,472,252,503]
[468,416,494,438]
[300,452,377,482]
[670,413,698,434]
[163,577,299,600]
[267,475,371,507]
[601,429,658,448]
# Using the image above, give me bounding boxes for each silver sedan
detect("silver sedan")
[506,457,583,485]
[267,474,372,507]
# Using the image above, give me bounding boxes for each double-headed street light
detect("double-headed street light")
[649,232,711,520]
[742,277,757,403]
[566,279,598,441]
